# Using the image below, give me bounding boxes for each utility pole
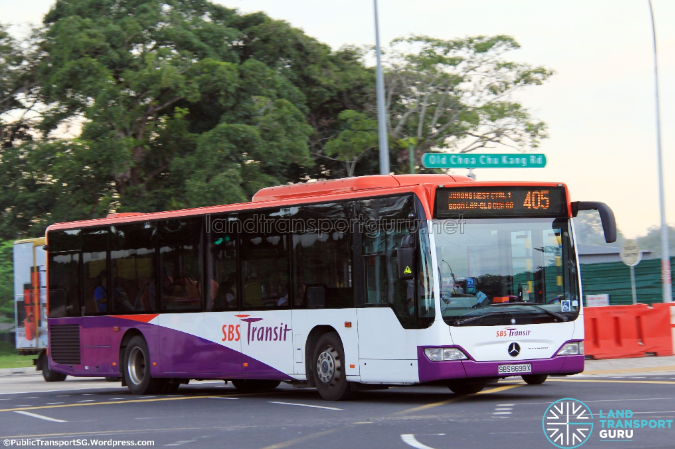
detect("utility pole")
[374,0,390,175]
[647,0,672,302]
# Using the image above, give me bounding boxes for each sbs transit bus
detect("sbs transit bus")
[44,174,616,400]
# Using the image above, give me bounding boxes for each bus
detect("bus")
[44,174,616,400]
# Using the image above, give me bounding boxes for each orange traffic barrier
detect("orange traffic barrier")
[584,304,673,359]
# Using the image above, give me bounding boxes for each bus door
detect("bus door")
[356,225,420,383]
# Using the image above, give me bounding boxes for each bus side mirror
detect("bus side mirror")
[398,235,415,280]
[572,201,617,243]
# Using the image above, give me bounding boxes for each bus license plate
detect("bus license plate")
[498,364,532,374]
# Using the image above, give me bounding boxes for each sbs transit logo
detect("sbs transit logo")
[543,398,593,448]
[221,315,291,344]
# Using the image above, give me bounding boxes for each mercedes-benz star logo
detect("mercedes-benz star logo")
[508,342,520,357]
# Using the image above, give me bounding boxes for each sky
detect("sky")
[1,0,674,238]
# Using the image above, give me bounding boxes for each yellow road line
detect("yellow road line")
[582,365,675,375]
[258,429,338,449]
[548,378,675,385]
[396,383,522,415]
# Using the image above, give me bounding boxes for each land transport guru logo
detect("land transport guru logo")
[221,315,291,344]
[542,398,673,447]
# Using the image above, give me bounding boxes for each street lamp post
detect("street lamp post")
[647,0,672,302]
[374,0,390,175]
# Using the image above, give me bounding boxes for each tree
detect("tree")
[324,110,378,177]
[637,225,675,257]
[0,0,376,240]
[382,35,553,171]
[0,240,13,324]
[0,24,40,149]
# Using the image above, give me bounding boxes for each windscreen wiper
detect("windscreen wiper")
[491,302,569,322]
[453,312,510,326]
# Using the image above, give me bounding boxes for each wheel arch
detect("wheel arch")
[304,325,340,387]
[118,328,145,377]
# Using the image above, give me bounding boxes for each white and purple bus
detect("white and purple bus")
[45,175,616,400]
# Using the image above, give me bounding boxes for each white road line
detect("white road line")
[210,397,239,400]
[493,412,512,415]
[46,402,65,405]
[14,411,67,423]
[109,398,126,400]
[269,401,342,411]
[78,400,95,403]
[0,390,60,395]
[497,403,514,406]
[401,434,436,449]
[495,408,512,411]
[139,396,156,399]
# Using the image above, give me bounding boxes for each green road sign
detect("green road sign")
[422,153,546,169]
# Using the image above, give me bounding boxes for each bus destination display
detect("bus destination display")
[435,186,568,218]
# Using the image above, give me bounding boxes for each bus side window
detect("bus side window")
[47,229,81,318]
[82,228,109,315]
[206,215,239,311]
[158,218,204,312]
[240,209,290,310]
[110,222,157,314]
[292,202,354,309]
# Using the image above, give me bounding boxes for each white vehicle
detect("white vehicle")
[13,238,66,381]
[44,175,616,399]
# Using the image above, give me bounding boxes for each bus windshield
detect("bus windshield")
[433,218,580,326]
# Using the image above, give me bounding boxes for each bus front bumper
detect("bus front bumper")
[417,346,584,383]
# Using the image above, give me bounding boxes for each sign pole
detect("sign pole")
[647,0,672,302]
[630,265,637,305]
[373,0,390,175]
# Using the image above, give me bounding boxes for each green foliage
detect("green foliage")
[637,225,675,257]
[325,110,378,177]
[0,241,13,324]
[383,35,553,172]
[0,2,553,240]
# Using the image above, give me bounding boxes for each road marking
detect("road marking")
[582,365,675,375]
[397,384,522,415]
[46,402,64,405]
[109,398,125,401]
[259,429,338,449]
[548,378,675,385]
[14,411,67,423]
[210,397,239,400]
[401,434,436,449]
[0,390,288,414]
[269,401,342,411]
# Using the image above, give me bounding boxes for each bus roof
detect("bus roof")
[44,174,568,232]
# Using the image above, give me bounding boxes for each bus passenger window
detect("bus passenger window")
[292,202,353,309]
[206,216,238,311]
[47,228,81,318]
[110,222,157,314]
[158,218,203,312]
[82,228,109,315]
[240,210,289,309]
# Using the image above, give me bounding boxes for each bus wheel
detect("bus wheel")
[522,374,548,385]
[312,332,353,401]
[42,359,67,382]
[123,336,165,395]
[231,379,281,392]
[447,380,486,395]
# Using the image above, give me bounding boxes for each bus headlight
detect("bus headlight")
[557,342,583,356]
[424,347,468,361]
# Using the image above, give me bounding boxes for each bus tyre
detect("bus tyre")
[312,332,353,401]
[231,379,281,392]
[522,374,548,385]
[447,380,486,395]
[123,336,165,395]
[42,361,67,382]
